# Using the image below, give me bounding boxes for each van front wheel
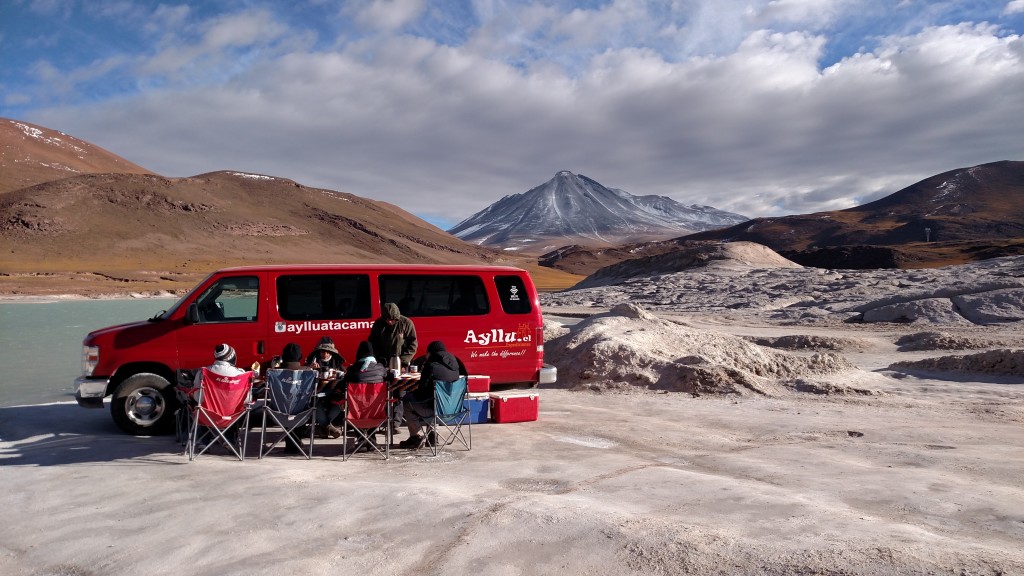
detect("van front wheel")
[112,373,174,435]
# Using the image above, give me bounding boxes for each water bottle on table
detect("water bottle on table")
[389,355,402,379]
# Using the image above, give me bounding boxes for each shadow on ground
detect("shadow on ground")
[0,402,180,466]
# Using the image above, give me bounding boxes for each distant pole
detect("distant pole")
[924,227,931,242]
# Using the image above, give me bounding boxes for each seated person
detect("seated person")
[306,336,346,374]
[264,342,304,372]
[317,340,385,441]
[193,343,245,447]
[273,343,309,454]
[399,340,467,449]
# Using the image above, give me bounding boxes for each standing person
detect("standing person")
[399,340,467,449]
[193,343,246,448]
[368,302,418,431]
[368,302,418,369]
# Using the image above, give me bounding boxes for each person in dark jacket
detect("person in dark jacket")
[369,302,418,431]
[317,340,385,440]
[273,342,308,454]
[399,340,467,449]
[368,302,418,369]
[306,336,346,374]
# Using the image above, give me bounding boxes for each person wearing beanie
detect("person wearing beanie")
[273,342,310,454]
[399,339,467,449]
[280,342,303,369]
[213,343,237,366]
[197,344,244,382]
[193,342,247,448]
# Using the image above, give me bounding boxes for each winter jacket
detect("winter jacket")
[412,346,467,402]
[329,356,387,403]
[368,303,418,367]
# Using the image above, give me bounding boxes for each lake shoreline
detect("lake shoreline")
[0,290,183,303]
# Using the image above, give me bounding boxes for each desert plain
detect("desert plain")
[2,247,1023,576]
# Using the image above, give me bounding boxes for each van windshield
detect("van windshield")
[156,271,217,320]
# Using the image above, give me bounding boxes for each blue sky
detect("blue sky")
[3,0,1024,229]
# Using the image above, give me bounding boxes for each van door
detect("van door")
[174,273,267,371]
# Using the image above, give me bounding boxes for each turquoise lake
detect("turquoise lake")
[0,298,177,407]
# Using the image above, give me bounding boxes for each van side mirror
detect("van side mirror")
[185,303,200,325]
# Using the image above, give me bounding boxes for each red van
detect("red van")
[74,264,556,435]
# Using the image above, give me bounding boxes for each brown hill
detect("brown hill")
[0,118,582,295]
[0,118,152,194]
[685,160,1024,267]
[0,170,580,295]
[540,240,695,276]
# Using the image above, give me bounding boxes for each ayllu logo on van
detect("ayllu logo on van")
[275,320,373,334]
[464,327,532,346]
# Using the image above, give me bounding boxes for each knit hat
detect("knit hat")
[313,336,339,355]
[214,343,236,365]
[356,340,374,360]
[427,340,446,354]
[282,343,302,363]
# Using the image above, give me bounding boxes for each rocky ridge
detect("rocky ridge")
[543,247,1024,327]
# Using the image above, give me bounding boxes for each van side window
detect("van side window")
[494,275,532,315]
[195,276,259,323]
[379,274,489,317]
[277,274,371,320]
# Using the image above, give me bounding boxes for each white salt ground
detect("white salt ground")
[3,252,1024,575]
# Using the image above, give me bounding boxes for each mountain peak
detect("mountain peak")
[448,173,748,254]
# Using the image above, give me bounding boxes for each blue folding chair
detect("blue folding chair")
[428,376,471,456]
[256,369,319,459]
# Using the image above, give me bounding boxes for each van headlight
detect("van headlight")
[82,345,99,376]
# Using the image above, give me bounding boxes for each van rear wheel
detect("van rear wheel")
[112,373,174,435]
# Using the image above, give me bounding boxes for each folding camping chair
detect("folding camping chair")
[256,368,320,459]
[184,368,255,461]
[342,381,391,460]
[425,376,471,456]
[174,368,197,445]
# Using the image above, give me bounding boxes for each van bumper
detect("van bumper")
[74,377,108,408]
[539,364,557,385]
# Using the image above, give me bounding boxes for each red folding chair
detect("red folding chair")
[185,368,255,461]
[342,382,391,460]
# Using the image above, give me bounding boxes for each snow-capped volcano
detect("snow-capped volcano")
[447,171,749,253]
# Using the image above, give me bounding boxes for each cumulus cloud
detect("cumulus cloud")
[349,0,426,32]
[137,9,289,81]
[756,0,851,28]
[7,2,1024,227]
